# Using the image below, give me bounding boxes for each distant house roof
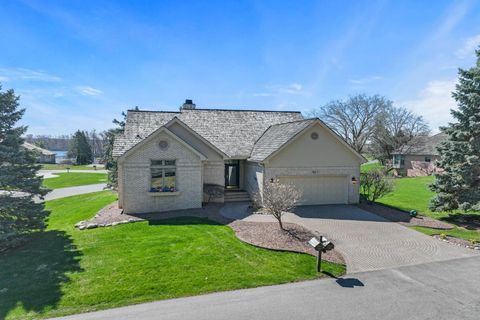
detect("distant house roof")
[392,133,448,156]
[113,108,304,158]
[249,119,316,162]
[22,142,55,155]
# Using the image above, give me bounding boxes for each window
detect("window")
[150,160,176,192]
[393,155,405,167]
[425,156,431,162]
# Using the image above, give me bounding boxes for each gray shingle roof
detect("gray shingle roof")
[249,119,316,162]
[392,133,448,156]
[113,108,304,158]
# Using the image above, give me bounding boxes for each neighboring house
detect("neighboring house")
[113,100,365,214]
[391,133,447,176]
[22,142,56,164]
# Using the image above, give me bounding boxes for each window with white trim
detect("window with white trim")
[150,160,177,192]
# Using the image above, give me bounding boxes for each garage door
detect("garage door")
[279,176,348,205]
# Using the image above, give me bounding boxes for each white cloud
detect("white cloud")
[349,75,383,85]
[277,83,303,94]
[0,76,8,82]
[253,83,307,97]
[400,79,457,132]
[0,67,62,82]
[75,86,103,96]
[456,34,480,59]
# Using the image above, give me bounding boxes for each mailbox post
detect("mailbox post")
[309,236,335,272]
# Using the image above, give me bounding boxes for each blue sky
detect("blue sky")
[1,0,479,135]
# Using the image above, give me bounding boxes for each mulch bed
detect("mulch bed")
[230,221,345,265]
[433,235,480,250]
[358,202,454,230]
[77,202,346,265]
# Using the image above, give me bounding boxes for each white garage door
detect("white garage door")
[279,176,348,205]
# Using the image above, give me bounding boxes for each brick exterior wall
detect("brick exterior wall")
[121,132,203,213]
[245,161,264,198]
[264,166,360,204]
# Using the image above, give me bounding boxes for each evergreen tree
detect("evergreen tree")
[103,108,136,189]
[0,86,49,248]
[69,130,93,165]
[430,48,480,212]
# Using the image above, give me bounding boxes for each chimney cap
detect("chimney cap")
[180,99,196,110]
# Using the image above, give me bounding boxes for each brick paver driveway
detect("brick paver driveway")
[225,203,478,273]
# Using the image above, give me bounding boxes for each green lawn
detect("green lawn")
[376,176,480,241]
[41,164,104,170]
[42,173,108,189]
[360,162,384,173]
[0,192,345,319]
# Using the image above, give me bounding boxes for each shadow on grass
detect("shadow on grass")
[0,231,83,319]
[440,214,480,230]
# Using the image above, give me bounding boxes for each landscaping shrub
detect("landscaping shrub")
[360,169,394,204]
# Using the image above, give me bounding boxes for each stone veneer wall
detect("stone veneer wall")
[203,160,225,202]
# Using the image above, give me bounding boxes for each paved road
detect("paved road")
[41,183,108,201]
[222,203,477,273]
[52,255,480,320]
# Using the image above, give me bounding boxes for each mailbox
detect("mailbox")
[309,236,335,272]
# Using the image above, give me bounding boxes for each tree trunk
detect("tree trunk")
[276,216,284,230]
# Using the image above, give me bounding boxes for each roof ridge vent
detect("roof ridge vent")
[180,99,196,111]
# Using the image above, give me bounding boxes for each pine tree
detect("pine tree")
[0,86,49,248]
[69,130,93,165]
[430,48,480,212]
[103,108,134,189]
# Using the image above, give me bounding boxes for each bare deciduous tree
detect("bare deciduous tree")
[309,94,390,153]
[253,179,302,230]
[360,169,394,204]
[371,106,430,164]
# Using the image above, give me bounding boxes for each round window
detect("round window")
[310,132,319,140]
[159,140,169,150]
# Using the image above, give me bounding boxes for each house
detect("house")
[22,142,56,164]
[113,100,365,214]
[391,133,447,176]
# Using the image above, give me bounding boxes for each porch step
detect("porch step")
[224,191,251,202]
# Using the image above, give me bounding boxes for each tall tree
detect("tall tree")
[103,109,132,189]
[69,130,93,165]
[0,86,48,248]
[309,94,389,153]
[430,48,480,212]
[370,106,430,164]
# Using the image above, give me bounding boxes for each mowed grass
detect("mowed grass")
[41,164,102,170]
[360,162,384,173]
[0,192,345,319]
[377,176,480,241]
[42,172,107,189]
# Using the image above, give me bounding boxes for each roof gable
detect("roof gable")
[249,118,366,163]
[118,126,207,163]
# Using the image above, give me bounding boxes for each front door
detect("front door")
[225,160,240,188]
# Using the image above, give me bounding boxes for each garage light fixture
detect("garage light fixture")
[351,177,357,184]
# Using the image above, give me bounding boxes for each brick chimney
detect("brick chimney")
[180,99,196,111]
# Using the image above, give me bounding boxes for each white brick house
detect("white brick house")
[113,100,365,214]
